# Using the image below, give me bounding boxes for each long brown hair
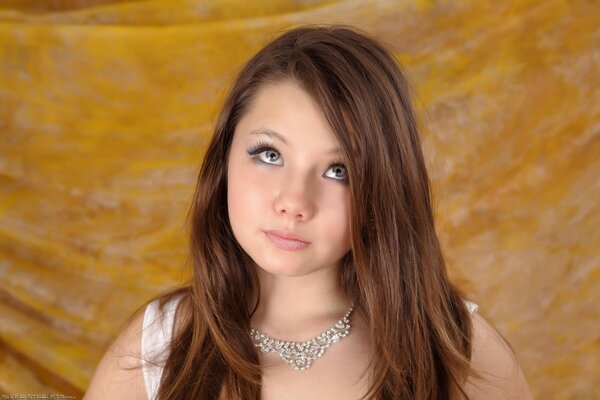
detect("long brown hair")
[141,24,482,399]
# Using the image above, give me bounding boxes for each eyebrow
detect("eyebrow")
[249,128,342,155]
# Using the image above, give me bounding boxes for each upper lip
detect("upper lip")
[264,229,310,243]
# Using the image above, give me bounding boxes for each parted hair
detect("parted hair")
[134,24,483,399]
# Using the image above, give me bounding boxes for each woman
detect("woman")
[85,24,532,399]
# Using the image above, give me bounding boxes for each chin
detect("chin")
[255,259,316,278]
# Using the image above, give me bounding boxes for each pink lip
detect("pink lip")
[264,230,310,251]
[264,229,310,242]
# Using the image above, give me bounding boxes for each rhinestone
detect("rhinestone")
[249,304,355,371]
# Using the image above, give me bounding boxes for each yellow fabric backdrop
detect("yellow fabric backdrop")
[0,0,598,398]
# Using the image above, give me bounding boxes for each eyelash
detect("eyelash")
[246,140,349,183]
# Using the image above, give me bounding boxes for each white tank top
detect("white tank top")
[141,295,182,400]
[141,296,479,400]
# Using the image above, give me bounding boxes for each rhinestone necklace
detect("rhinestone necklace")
[249,304,355,371]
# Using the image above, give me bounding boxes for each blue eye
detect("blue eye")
[246,141,283,165]
[246,141,349,183]
[326,162,348,181]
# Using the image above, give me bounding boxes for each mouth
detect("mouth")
[263,229,310,243]
[264,230,311,250]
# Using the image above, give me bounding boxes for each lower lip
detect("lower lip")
[265,232,310,250]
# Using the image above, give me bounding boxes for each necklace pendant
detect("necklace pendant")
[249,305,355,371]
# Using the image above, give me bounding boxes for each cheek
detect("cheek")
[320,193,352,247]
[227,159,268,224]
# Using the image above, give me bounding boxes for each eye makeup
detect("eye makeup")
[246,140,349,183]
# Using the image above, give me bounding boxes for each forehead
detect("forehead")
[236,81,340,147]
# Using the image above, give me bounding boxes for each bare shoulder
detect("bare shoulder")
[463,311,533,400]
[83,307,148,400]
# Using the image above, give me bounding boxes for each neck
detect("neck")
[249,264,353,341]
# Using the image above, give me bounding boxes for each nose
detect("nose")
[273,177,315,221]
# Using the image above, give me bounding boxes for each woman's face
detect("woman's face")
[227,80,352,278]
